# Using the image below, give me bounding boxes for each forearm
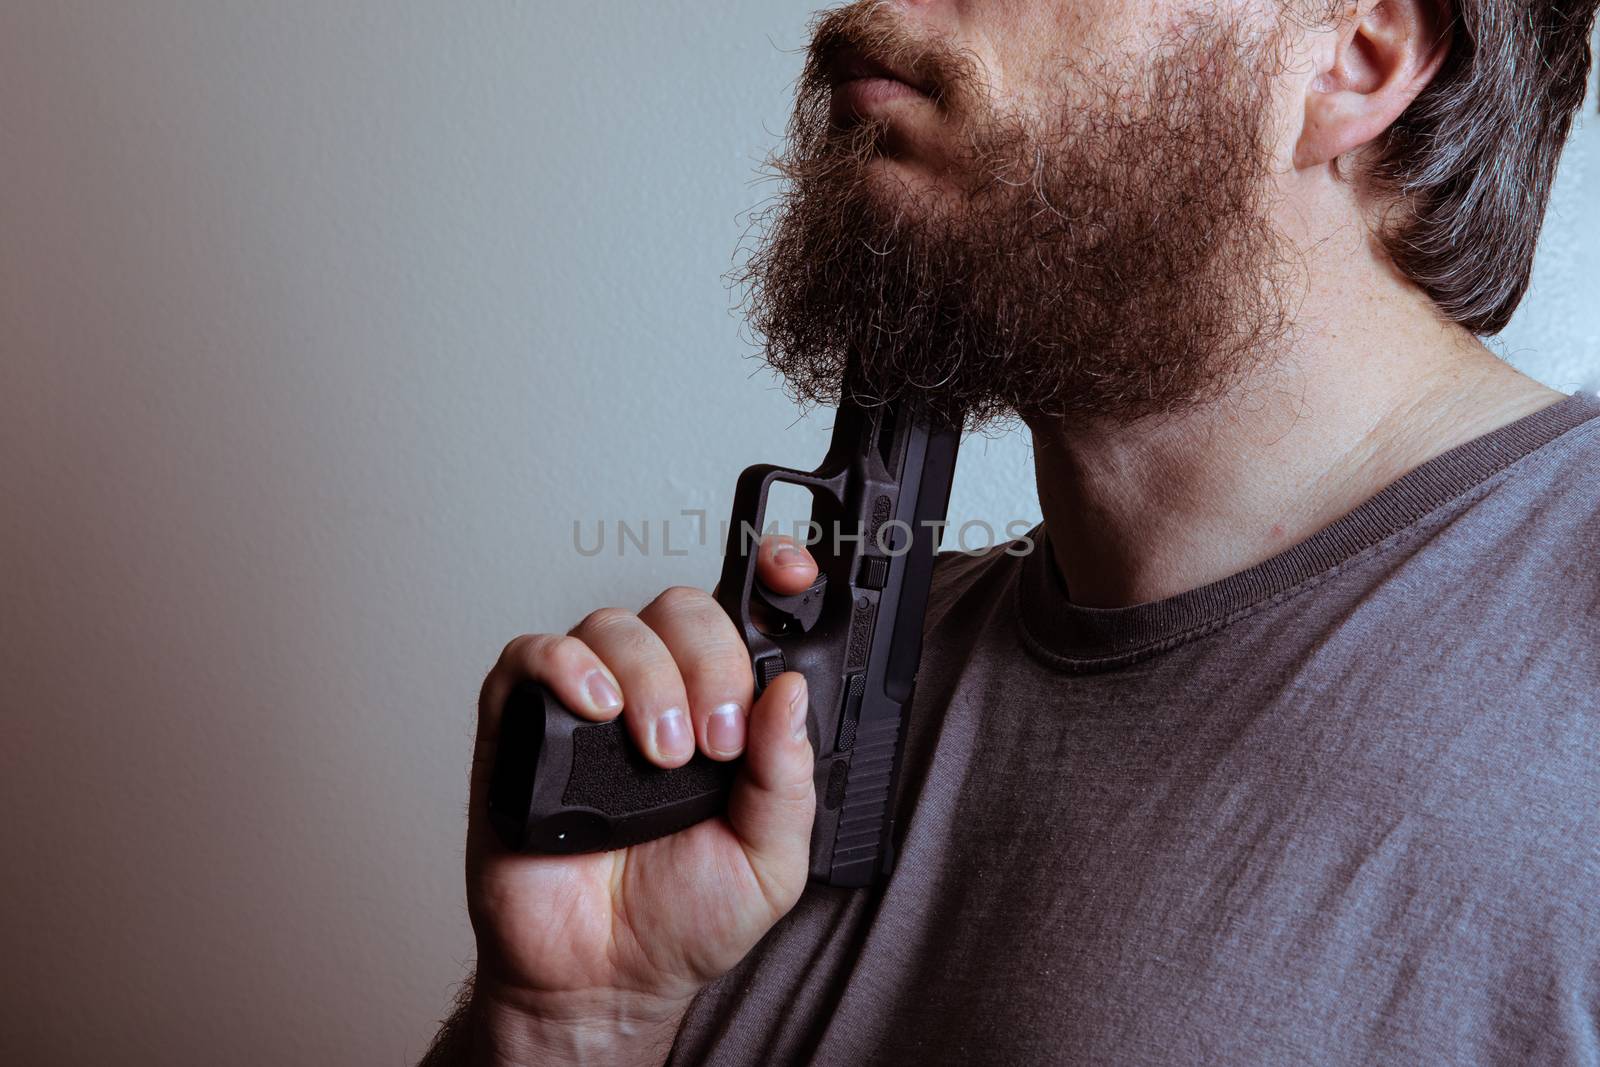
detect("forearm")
[419,973,688,1067]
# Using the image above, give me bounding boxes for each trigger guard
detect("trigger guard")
[753,574,828,634]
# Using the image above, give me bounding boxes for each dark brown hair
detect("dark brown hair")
[1356,2,1599,334]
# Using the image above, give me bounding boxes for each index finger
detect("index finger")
[756,534,819,596]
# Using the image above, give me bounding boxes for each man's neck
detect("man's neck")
[1027,285,1566,609]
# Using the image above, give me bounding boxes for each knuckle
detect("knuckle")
[575,606,634,637]
[498,633,532,663]
[773,776,816,807]
[650,584,711,618]
[498,633,602,682]
[682,642,753,690]
[577,608,672,673]
[483,633,559,709]
[541,634,591,673]
[497,633,546,670]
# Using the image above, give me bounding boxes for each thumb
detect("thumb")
[725,672,815,900]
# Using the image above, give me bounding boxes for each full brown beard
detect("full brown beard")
[735,2,1303,431]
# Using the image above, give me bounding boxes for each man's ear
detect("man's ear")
[1294,0,1451,171]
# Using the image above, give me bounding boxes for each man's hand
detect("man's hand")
[459,536,821,1066]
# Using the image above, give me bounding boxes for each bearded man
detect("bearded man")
[424,1,1600,1063]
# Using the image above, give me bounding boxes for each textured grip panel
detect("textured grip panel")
[563,719,737,817]
[829,716,902,874]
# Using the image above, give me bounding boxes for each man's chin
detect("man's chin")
[850,152,971,224]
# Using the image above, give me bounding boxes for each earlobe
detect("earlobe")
[1293,0,1450,172]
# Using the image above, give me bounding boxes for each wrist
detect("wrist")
[468,982,693,1067]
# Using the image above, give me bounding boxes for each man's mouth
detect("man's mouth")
[825,45,935,122]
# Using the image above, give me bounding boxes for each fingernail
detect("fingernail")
[583,670,622,713]
[773,544,806,568]
[654,708,692,760]
[788,684,808,742]
[707,703,745,757]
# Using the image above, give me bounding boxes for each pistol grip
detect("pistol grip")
[488,680,737,853]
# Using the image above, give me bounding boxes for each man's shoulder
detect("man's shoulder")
[1329,397,1600,629]
[1469,390,1600,524]
[1422,398,1600,615]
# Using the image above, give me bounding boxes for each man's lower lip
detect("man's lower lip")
[831,76,928,117]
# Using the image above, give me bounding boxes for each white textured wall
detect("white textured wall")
[0,4,1594,1063]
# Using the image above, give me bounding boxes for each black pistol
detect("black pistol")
[487,395,960,888]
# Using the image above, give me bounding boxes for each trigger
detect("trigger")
[753,574,828,634]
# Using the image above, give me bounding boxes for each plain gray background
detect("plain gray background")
[1,4,1595,1063]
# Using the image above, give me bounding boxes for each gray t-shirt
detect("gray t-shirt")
[669,391,1600,1066]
